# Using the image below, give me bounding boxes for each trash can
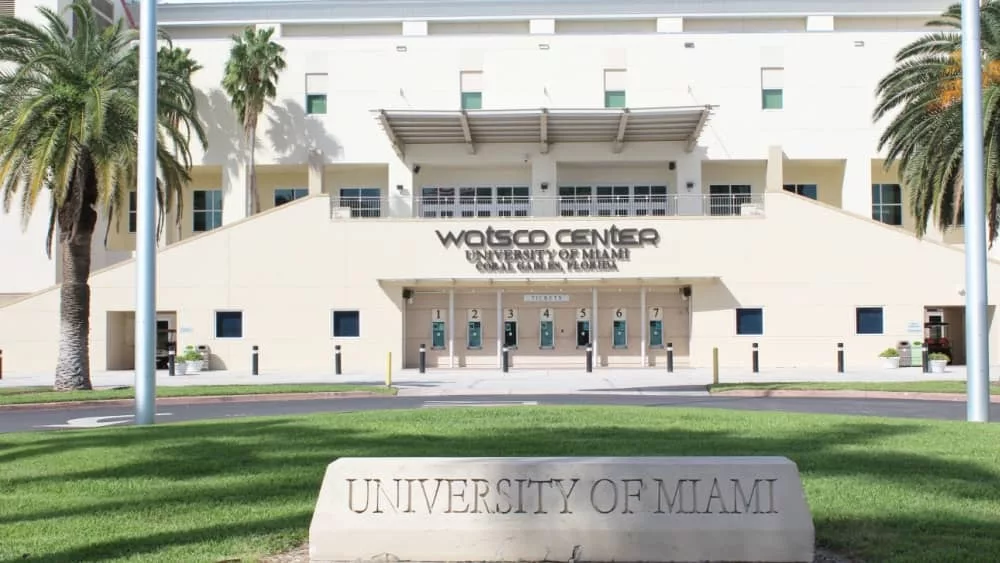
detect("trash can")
[897,341,911,367]
[197,345,211,371]
[910,341,924,367]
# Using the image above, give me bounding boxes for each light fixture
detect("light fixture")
[684,42,695,49]
[396,45,407,52]
[396,184,404,192]
[854,40,865,47]
[538,43,550,50]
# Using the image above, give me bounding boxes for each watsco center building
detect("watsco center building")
[3,0,1000,374]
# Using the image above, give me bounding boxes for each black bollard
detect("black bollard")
[752,342,759,374]
[419,344,426,374]
[252,345,259,376]
[0,348,3,380]
[922,346,930,374]
[335,344,342,375]
[168,347,176,377]
[585,344,593,373]
[666,342,674,373]
[502,346,510,373]
[837,342,844,374]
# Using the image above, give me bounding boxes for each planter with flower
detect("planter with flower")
[928,352,949,374]
[179,345,204,374]
[878,347,900,369]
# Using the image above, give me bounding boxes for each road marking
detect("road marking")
[421,401,539,408]
[39,413,173,429]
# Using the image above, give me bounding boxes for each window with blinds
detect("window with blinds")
[0,0,14,17]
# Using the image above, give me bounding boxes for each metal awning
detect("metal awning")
[374,105,714,157]
[378,276,721,289]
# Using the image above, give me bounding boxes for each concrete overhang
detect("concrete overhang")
[379,276,721,289]
[374,105,714,156]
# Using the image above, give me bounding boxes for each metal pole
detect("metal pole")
[837,342,845,374]
[666,342,674,373]
[252,345,259,376]
[712,347,719,385]
[134,0,158,426]
[585,344,593,373]
[419,344,426,374]
[752,342,759,374]
[334,344,342,375]
[167,347,175,377]
[502,346,509,373]
[962,0,990,423]
[0,348,3,380]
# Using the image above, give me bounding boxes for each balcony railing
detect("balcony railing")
[329,193,766,220]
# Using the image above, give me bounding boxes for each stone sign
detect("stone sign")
[309,456,815,562]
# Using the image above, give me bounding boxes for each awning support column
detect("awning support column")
[496,290,503,368]
[592,287,599,367]
[640,287,647,367]
[448,289,455,368]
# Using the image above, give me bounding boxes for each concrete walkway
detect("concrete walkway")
[1,365,993,397]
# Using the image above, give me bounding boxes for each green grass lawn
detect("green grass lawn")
[0,384,395,405]
[2,407,999,563]
[711,380,1000,395]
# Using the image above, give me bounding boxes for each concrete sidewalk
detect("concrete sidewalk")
[0,365,991,397]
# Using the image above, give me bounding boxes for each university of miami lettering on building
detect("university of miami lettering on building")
[435,226,661,274]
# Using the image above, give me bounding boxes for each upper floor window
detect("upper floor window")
[856,307,884,335]
[872,184,902,226]
[460,71,482,110]
[761,67,783,110]
[193,189,223,232]
[339,188,382,218]
[128,191,137,233]
[604,69,627,108]
[559,185,668,217]
[783,184,817,200]
[274,188,308,207]
[306,73,328,115]
[418,185,528,218]
[708,184,752,216]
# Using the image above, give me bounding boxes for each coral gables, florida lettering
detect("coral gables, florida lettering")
[345,476,779,516]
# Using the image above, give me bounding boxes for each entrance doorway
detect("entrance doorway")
[105,311,177,370]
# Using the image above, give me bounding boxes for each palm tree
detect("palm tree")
[222,26,286,216]
[0,0,207,390]
[873,0,1000,244]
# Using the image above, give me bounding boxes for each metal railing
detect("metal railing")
[329,193,766,219]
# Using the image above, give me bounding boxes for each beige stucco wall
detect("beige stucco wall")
[2,190,998,375]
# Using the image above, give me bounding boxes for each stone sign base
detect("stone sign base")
[309,456,815,563]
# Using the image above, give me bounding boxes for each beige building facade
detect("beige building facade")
[3,0,999,375]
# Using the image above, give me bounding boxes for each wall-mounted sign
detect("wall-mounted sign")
[436,225,660,274]
[524,294,570,303]
[906,321,922,333]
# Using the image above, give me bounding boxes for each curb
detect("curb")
[0,391,394,412]
[712,389,1000,403]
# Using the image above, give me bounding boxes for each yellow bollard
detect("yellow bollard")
[712,347,719,385]
[386,352,393,387]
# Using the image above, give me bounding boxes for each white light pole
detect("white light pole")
[961,0,991,423]
[135,0,158,426]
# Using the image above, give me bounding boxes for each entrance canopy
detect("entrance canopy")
[379,276,721,290]
[374,106,714,156]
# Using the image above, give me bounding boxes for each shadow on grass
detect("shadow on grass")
[1,408,999,562]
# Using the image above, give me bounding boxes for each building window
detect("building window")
[339,188,382,218]
[193,189,223,232]
[418,185,530,218]
[783,184,817,200]
[558,185,669,217]
[128,191,137,233]
[761,67,783,110]
[215,311,244,339]
[306,73,328,115]
[856,307,884,335]
[460,71,482,109]
[274,188,308,207]
[736,308,764,336]
[604,69,627,108]
[333,310,360,338]
[872,184,903,226]
[708,184,753,216]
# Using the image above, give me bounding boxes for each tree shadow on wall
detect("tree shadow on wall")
[265,98,344,164]
[196,88,244,166]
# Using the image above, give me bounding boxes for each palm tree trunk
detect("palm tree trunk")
[248,126,260,215]
[53,153,99,391]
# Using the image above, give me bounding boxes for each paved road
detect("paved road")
[2,393,998,433]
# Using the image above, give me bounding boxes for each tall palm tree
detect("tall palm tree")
[0,0,207,390]
[873,0,1000,244]
[222,26,286,216]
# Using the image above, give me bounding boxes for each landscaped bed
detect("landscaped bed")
[0,384,395,406]
[710,380,1000,395]
[1,407,998,562]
